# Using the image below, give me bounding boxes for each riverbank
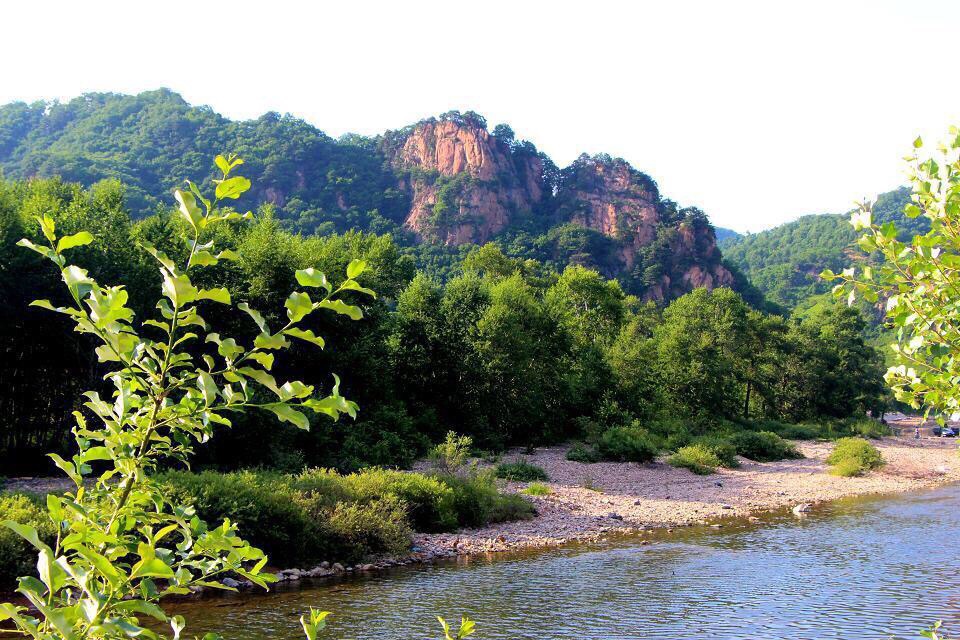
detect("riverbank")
[412,433,960,559]
[4,432,959,587]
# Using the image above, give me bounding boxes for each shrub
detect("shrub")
[487,493,537,523]
[336,468,457,533]
[522,482,552,496]
[0,493,55,591]
[829,458,866,477]
[566,442,600,463]
[326,496,412,563]
[668,444,721,475]
[495,460,549,482]
[596,426,658,463]
[159,470,321,567]
[429,431,474,473]
[691,435,739,468]
[846,418,891,440]
[826,437,885,476]
[440,470,535,526]
[770,422,822,440]
[730,431,803,462]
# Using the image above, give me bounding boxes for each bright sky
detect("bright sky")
[3,0,959,232]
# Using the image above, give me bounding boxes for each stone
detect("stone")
[608,512,623,520]
[221,577,242,588]
[332,563,345,573]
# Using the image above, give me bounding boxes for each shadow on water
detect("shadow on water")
[163,484,960,640]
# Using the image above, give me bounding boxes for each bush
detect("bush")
[160,466,534,567]
[691,435,739,468]
[826,437,885,476]
[769,422,822,440]
[596,426,658,463]
[522,482,552,496]
[495,460,549,482]
[439,470,535,526]
[566,442,600,463]
[333,468,457,533]
[429,431,473,473]
[0,493,55,591]
[668,444,722,475]
[730,431,803,462]
[829,458,866,477]
[326,496,412,563]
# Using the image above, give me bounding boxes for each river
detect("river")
[165,483,960,639]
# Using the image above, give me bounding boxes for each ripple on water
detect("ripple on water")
[163,484,960,640]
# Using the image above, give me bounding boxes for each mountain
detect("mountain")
[719,187,922,310]
[714,227,741,243]
[0,90,742,301]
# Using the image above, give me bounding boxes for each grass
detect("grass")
[521,482,553,496]
[495,460,549,482]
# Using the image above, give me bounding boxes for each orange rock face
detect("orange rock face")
[388,119,542,244]
[385,116,735,299]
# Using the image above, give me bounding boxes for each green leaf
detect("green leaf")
[198,371,218,405]
[339,280,376,297]
[317,298,363,320]
[238,367,280,396]
[215,176,251,200]
[346,259,367,279]
[56,231,94,252]
[295,268,331,291]
[214,155,231,175]
[264,404,310,430]
[254,333,290,350]
[161,271,197,307]
[247,352,275,370]
[131,557,175,580]
[285,291,313,322]
[284,327,325,349]
[38,214,56,242]
[175,189,204,229]
[197,288,231,305]
[238,302,268,333]
[1,521,44,551]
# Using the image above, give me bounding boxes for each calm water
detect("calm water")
[166,484,960,639]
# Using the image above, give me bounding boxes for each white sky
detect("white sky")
[2,0,959,232]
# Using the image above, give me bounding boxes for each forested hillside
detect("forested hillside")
[720,187,923,310]
[0,90,747,302]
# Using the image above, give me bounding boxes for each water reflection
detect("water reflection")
[165,484,960,639]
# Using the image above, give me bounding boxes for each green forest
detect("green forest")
[0,171,887,475]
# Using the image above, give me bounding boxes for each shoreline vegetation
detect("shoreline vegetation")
[3,421,957,594]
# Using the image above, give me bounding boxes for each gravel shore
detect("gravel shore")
[412,433,960,559]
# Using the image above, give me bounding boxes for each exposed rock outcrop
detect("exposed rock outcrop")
[384,115,543,244]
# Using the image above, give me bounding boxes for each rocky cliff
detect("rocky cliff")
[384,114,543,244]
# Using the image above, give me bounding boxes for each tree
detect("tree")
[826,131,960,419]
[654,288,751,421]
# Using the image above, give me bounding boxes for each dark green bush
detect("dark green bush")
[691,435,739,468]
[596,426,658,462]
[495,460,550,482]
[326,496,412,563]
[668,444,721,475]
[826,437,885,476]
[566,442,600,463]
[730,431,803,462]
[439,470,535,527]
[768,422,822,440]
[0,493,55,591]
[159,470,323,566]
